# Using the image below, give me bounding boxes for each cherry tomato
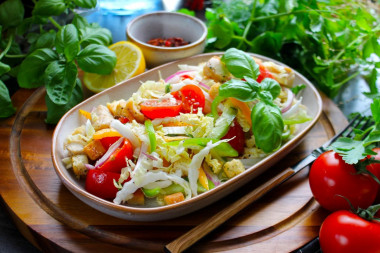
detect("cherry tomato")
[319,210,380,253]
[366,147,380,179]
[99,136,120,150]
[172,84,205,114]
[309,150,379,212]
[222,120,245,155]
[97,139,133,173]
[140,98,182,119]
[366,147,380,203]
[256,64,274,83]
[85,169,120,200]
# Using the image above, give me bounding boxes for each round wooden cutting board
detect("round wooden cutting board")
[0,88,346,253]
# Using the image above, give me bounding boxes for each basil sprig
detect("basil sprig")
[0,0,116,123]
[213,48,284,153]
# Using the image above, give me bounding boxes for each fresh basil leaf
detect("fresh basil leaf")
[0,80,16,118]
[33,0,66,17]
[72,14,89,30]
[30,30,56,51]
[221,48,260,79]
[45,78,83,124]
[73,0,97,9]
[219,79,257,102]
[0,0,24,29]
[0,62,11,75]
[79,27,112,47]
[77,44,116,75]
[250,31,283,57]
[251,101,284,153]
[209,16,233,49]
[45,61,78,105]
[56,24,80,62]
[17,48,59,88]
[259,78,281,100]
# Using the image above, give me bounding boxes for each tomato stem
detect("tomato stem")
[354,158,380,185]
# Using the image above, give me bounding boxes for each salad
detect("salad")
[62,48,311,207]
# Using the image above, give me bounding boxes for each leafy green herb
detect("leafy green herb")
[330,98,380,164]
[0,0,115,122]
[213,48,284,153]
[205,0,380,98]
[291,84,306,96]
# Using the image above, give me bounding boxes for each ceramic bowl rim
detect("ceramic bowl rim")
[126,11,207,51]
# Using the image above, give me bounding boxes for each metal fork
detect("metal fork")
[164,115,374,253]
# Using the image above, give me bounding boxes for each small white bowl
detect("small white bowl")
[126,11,207,68]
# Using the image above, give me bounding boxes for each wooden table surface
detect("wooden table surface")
[0,87,347,252]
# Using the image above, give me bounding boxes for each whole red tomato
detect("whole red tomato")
[319,210,380,253]
[366,147,380,203]
[366,147,380,180]
[309,150,379,212]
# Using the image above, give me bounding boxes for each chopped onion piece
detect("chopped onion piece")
[281,88,294,113]
[142,151,158,161]
[282,97,302,118]
[162,126,187,135]
[85,164,95,170]
[111,120,140,149]
[94,137,124,168]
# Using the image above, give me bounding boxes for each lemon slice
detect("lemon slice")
[83,41,146,93]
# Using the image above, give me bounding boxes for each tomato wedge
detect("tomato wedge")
[256,64,274,83]
[172,84,205,113]
[97,139,133,173]
[222,120,245,155]
[140,98,182,119]
[85,170,120,200]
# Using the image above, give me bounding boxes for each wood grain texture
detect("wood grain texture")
[0,88,347,253]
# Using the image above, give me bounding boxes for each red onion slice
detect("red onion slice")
[164,70,195,83]
[203,165,221,186]
[94,137,124,168]
[198,81,210,90]
[281,88,294,113]
[142,151,158,161]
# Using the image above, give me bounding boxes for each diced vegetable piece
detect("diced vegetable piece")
[93,128,122,139]
[142,187,161,198]
[145,119,156,152]
[164,192,185,205]
[99,136,120,150]
[208,106,237,139]
[165,138,238,157]
[98,139,133,173]
[127,189,145,205]
[198,167,209,191]
[160,183,185,195]
[229,98,252,127]
[72,154,89,178]
[79,109,92,120]
[83,139,106,160]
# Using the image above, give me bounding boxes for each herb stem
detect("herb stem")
[49,17,62,30]
[333,71,361,88]
[237,0,257,49]
[0,33,14,60]
[5,54,27,58]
